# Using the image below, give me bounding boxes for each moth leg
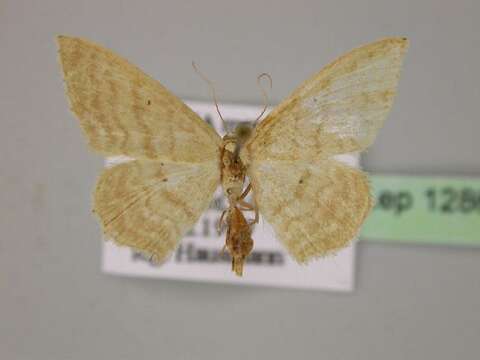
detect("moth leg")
[220,244,227,256]
[238,183,259,223]
[237,199,259,224]
[237,200,254,210]
[253,206,259,224]
[239,183,252,200]
[217,209,227,235]
[247,197,260,224]
[253,196,259,223]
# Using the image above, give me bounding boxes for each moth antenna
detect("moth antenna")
[192,61,228,133]
[253,72,272,126]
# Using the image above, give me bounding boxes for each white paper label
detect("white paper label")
[102,101,358,291]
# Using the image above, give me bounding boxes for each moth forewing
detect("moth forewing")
[246,37,409,162]
[56,35,221,162]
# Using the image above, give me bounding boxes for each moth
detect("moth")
[57,35,408,276]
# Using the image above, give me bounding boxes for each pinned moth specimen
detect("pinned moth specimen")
[57,35,408,276]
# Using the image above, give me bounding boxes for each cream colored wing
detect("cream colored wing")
[94,159,219,262]
[249,159,372,262]
[245,38,407,262]
[245,38,408,161]
[57,35,220,162]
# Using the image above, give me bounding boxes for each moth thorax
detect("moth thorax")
[220,143,247,203]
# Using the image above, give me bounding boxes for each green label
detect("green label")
[361,175,480,246]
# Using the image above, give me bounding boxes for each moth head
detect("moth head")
[234,122,253,144]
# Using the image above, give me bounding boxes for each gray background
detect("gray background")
[1,0,479,359]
